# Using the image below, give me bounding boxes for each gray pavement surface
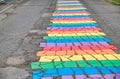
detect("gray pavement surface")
[0,0,49,65]
[0,0,56,79]
[0,4,10,11]
[0,0,119,79]
[81,0,120,51]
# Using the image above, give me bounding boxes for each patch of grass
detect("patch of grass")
[107,0,120,5]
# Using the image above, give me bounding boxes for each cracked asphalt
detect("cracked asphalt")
[0,0,119,79]
[81,0,120,51]
[0,0,56,79]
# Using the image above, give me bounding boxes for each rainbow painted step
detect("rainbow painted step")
[32,67,120,79]
[31,0,120,79]
[40,74,120,79]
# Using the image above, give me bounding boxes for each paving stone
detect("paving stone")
[72,68,83,75]
[87,60,102,66]
[83,67,100,75]
[110,60,120,67]
[44,69,58,76]
[89,74,103,79]
[75,75,87,79]
[62,76,74,79]
[104,74,115,79]
[41,62,54,69]
[41,77,53,79]
[54,61,63,68]
[63,61,77,67]
[100,60,113,66]
[58,68,73,75]
[76,60,90,67]
[97,67,111,74]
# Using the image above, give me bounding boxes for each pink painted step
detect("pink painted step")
[62,76,74,79]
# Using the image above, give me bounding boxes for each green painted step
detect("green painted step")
[54,61,64,68]
[43,36,104,40]
[110,60,120,67]
[76,60,90,67]
[63,61,78,67]
[31,62,54,69]
[50,23,97,25]
[87,60,102,66]
[100,60,113,66]
[31,60,120,70]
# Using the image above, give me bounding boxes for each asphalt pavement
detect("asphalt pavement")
[81,0,120,51]
[0,0,55,79]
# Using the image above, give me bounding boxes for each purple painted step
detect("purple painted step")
[116,74,120,79]
[99,42,109,46]
[57,43,65,47]
[91,42,100,46]
[75,75,87,79]
[41,77,53,79]
[47,43,56,47]
[66,43,73,46]
[73,42,81,46]
[81,42,91,46]
[89,74,104,79]
[104,74,115,79]
[62,76,74,79]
